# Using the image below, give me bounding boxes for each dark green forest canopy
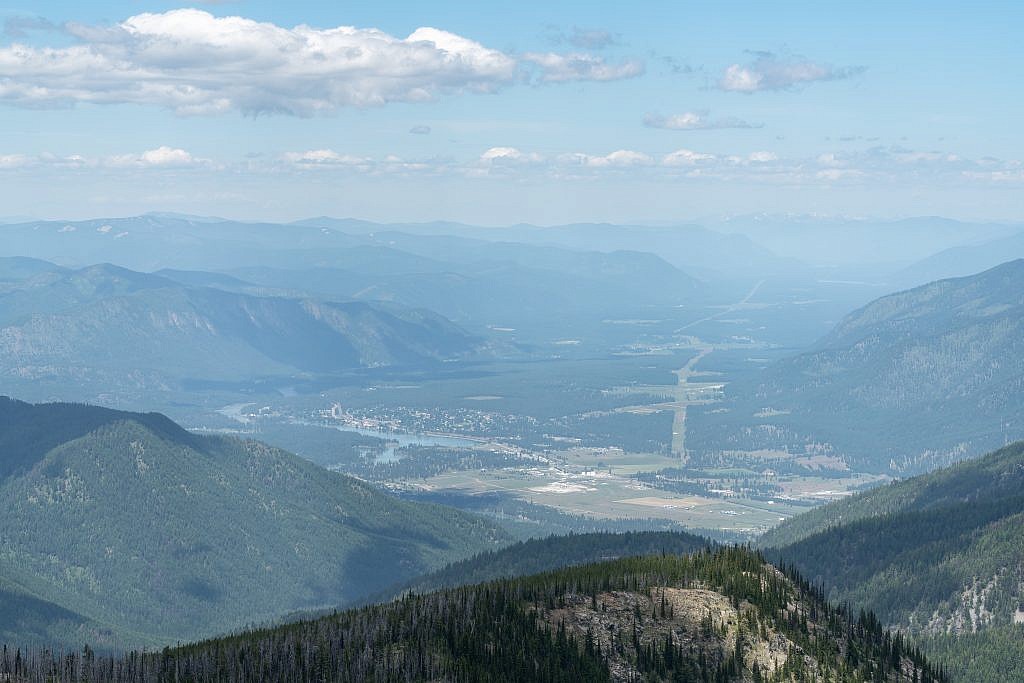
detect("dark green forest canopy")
[0,396,195,480]
[0,398,509,647]
[382,530,714,601]
[765,441,1024,682]
[1,547,947,682]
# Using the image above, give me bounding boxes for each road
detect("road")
[671,279,765,461]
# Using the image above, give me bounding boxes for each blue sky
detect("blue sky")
[0,1,1021,223]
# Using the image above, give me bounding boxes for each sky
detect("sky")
[0,1,1021,224]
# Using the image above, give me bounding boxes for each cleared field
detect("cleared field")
[406,466,806,535]
[560,447,677,475]
[776,473,888,499]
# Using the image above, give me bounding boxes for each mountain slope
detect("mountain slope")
[228,255,697,335]
[0,256,64,282]
[691,260,1024,474]
[0,581,111,652]
[0,398,509,646]
[2,547,946,682]
[762,442,1024,682]
[0,264,478,391]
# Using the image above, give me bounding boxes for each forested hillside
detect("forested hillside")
[386,530,712,600]
[0,547,946,682]
[0,398,508,648]
[691,260,1024,474]
[763,442,1024,681]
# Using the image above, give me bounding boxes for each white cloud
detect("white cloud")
[480,147,543,164]
[0,152,91,169]
[644,111,760,130]
[282,149,371,167]
[277,149,450,176]
[108,146,209,168]
[719,51,865,92]
[141,147,198,166]
[817,152,843,167]
[522,52,643,82]
[963,169,1024,183]
[816,168,865,181]
[662,149,715,166]
[560,149,653,167]
[0,9,639,116]
[747,151,778,163]
[4,140,1019,191]
[0,154,31,169]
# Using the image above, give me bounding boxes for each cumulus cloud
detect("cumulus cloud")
[279,149,449,175]
[0,9,641,116]
[0,154,31,169]
[108,146,209,168]
[644,111,760,130]
[816,168,865,181]
[267,144,1024,185]
[0,152,90,169]
[559,150,653,168]
[522,52,644,82]
[719,51,865,92]
[6,140,1017,189]
[662,149,716,166]
[0,147,207,170]
[747,151,778,163]
[479,147,543,164]
[282,149,371,167]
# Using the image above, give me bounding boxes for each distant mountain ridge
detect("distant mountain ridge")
[711,214,1018,267]
[0,215,709,345]
[0,262,478,393]
[293,216,794,279]
[0,398,509,647]
[898,229,1024,287]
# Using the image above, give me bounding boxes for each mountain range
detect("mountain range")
[0,261,478,397]
[0,216,712,344]
[291,216,795,280]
